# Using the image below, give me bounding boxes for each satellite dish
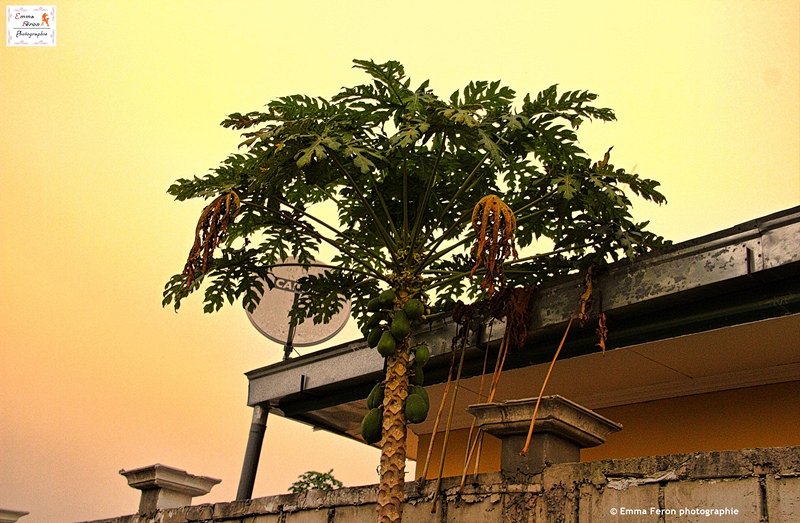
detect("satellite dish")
[246,258,351,357]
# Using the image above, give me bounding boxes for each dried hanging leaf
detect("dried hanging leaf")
[470,195,518,297]
[593,146,613,170]
[503,286,536,350]
[182,191,241,286]
[576,266,594,324]
[596,311,608,353]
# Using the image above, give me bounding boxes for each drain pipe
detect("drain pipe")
[236,404,269,500]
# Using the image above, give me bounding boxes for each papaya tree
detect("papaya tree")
[163,59,667,522]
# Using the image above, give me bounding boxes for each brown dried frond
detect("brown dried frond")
[575,268,609,353]
[503,286,536,350]
[575,266,594,324]
[182,191,241,287]
[485,286,536,350]
[593,146,613,170]
[470,195,518,297]
[596,312,608,353]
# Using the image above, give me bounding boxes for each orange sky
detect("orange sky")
[1,1,798,521]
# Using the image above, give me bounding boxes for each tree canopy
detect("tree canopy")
[163,59,667,327]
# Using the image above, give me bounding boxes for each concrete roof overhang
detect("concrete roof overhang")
[244,206,800,444]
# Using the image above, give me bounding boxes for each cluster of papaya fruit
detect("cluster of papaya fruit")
[360,289,431,444]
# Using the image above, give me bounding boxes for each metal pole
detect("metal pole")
[283,291,301,361]
[236,404,269,500]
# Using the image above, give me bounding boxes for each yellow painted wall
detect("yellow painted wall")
[584,381,800,461]
[415,428,502,481]
[414,381,800,480]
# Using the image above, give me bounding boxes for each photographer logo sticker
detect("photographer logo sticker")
[6,6,56,46]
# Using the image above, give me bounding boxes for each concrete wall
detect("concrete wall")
[85,446,799,523]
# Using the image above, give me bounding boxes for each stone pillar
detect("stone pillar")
[120,464,221,514]
[0,509,29,523]
[467,395,622,474]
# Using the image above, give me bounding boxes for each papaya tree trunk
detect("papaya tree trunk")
[377,325,410,521]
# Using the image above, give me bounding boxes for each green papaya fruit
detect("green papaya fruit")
[367,382,385,409]
[366,311,387,329]
[410,385,429,408]
[403,298,425,321]
[390,310,411,339]
[378,289,397,307]
[412,363,424,385]
[414,345,430,367]
[366,298,381,312]
[377,331,397,358]
[361,407,383,444]
[405,394,429,424]
[367,327,383,348]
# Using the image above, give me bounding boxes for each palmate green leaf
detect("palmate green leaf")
[182,247,275,314]
[440,107,481,127]
[400,89,436,116]
[289,273,348,326]
[162,273,202,310]
[295,136,327,168]
[389,122,432,149]
[343,144,383,174]
[522,85,615,128]
[289,270,379,329]
[477,130,504,163]
[554,175,580,200]
[168,153,255,201]
[267,95,341,122]
[221,111,270,130]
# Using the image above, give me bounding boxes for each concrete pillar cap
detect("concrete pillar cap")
[468,396,622,474]
[120,464,221,513]
[467,395,622,447]
[0,509,29,523]
[120,463,221,496]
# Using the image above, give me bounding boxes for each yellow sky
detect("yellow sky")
[1,1,798,521]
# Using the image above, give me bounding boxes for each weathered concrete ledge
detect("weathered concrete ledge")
[468,396,623,474]
[0,510,29,523]
[83,445,800,523]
